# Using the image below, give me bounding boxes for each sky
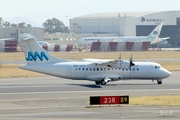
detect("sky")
[1,0,180,27]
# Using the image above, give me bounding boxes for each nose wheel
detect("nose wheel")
[157,79,162,84]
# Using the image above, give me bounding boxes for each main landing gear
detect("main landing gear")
[95,80,107,85]
[95,81,101,85]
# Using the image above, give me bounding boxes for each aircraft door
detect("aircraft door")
[66,67,72,77]
[130,67,137,77]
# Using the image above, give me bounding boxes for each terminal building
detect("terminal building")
[70,10,180,47]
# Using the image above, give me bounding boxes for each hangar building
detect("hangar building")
[70,11,180,47]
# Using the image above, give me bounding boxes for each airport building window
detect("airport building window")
[44,38,51,40]
[53,38,58,40]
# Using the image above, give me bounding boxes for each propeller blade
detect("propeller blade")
[129,54,135,67]
[119,53,121,60]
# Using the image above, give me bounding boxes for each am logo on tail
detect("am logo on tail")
[19,33,171,85]
[26,51,49,61]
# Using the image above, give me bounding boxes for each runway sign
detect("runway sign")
[90,95,129,105]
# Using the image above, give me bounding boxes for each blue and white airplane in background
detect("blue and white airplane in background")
[76,23,170,49]
[19,34,171,85]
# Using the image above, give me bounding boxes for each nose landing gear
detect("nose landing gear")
[157,79,162,84]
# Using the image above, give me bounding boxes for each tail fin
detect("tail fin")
[19,34,70,64]
[147,23,163,41]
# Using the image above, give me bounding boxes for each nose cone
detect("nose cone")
[167,71,172,77]
[164,69,172,78]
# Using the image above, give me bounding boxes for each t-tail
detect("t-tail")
[147,23,163,41]
[19,34,70,64]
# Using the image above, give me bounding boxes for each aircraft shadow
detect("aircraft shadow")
[68,83,158,88]
[68,84,102,88]
[108,83,158,86]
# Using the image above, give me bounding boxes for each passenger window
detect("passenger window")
[155,66,157,68]
[82,68,85,71]
[133,68,135,71]
[108,68,110,70]
[79,68,81,70]
[126,69,128,71]
[93,68,95,71]
[75,68,78,71]
[104,68,106,71]
[89,68,92,71]
[86,68,88,71]
[112,68,114,70]
[97,68,99,71]
[137,68,139,71]
[122,69,124,71]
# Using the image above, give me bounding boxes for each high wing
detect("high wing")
[83,58,118,66]
[83,58,130,68]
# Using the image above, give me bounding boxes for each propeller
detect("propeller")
[118,53,122,68]
[129,54,135,68]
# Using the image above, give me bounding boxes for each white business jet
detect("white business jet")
[19,34,171,85]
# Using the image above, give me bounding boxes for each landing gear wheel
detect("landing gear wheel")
[101,80,106,85]
[157,79,162,84]
[95,81,101,85]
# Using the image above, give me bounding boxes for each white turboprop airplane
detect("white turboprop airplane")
[76,23,170,49]
[19,34,171,85]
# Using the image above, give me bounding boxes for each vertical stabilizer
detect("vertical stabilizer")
[147,23,163,41]
[19,34,70,64]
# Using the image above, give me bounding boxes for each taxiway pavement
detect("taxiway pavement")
[0,71,179,119]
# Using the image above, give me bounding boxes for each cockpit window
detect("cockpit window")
[155,65,161,68]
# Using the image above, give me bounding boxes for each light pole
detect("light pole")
[77,26,81,49]
[72,23,78,47]
[65,15,68,27]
